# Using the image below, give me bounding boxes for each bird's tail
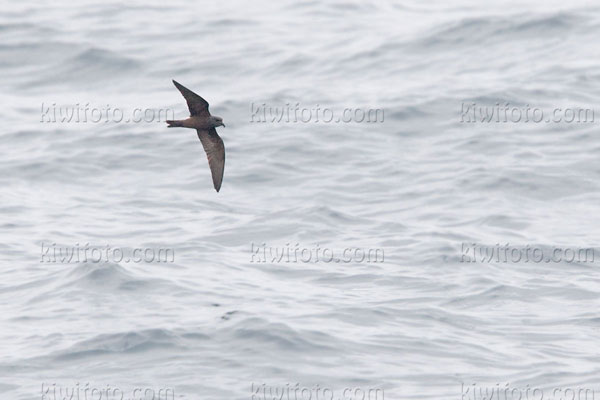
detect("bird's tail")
[166,120,184,128]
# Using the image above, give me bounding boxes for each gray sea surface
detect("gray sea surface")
[2,0,600,399]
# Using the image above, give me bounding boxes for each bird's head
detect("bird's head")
[210,116,225,128]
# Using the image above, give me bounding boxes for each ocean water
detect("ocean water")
[2,0,600,399]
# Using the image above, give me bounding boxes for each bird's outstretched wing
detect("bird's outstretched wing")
[196,128,225,192]
[173,80,210,117]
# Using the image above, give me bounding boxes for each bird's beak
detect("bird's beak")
[222,123,226,127]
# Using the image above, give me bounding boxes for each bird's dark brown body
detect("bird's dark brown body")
[179,116,218,130]
[166,80,226,192]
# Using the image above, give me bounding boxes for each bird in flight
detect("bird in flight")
[167,80,226,192]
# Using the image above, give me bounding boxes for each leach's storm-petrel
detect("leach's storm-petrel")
[167,80,226,192]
